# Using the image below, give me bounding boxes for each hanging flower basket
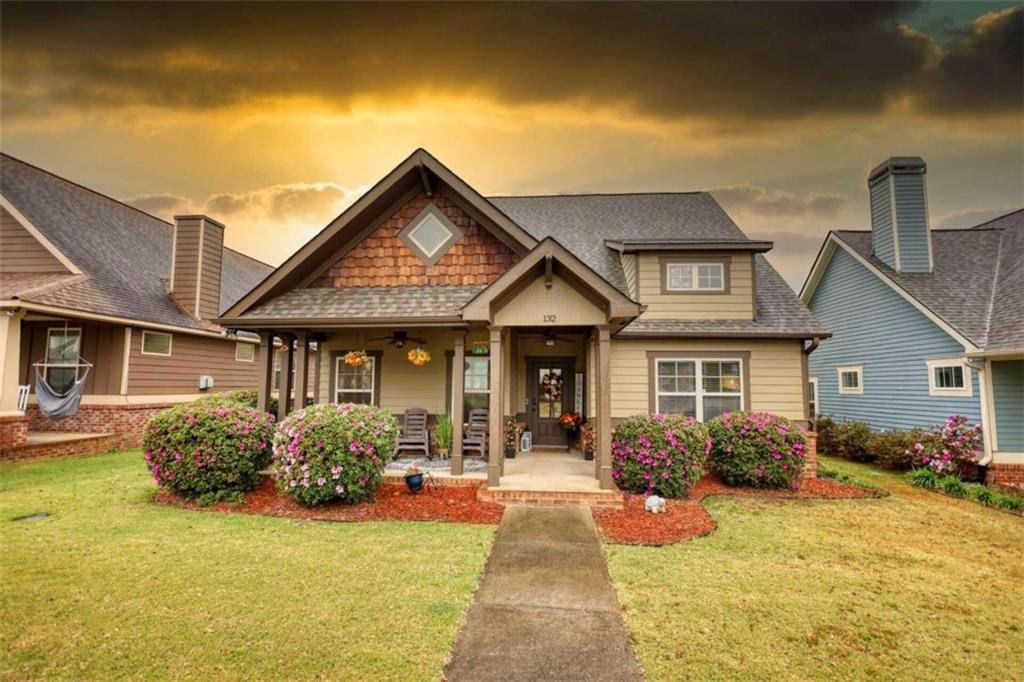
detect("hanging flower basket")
[407,347,431,367]
[342,350,369,368]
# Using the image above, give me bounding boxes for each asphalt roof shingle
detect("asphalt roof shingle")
[833,208,1024,352]
[0,153,272,330]
[240,285,486,320]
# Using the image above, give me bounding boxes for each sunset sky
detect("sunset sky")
[2,1,1021,288]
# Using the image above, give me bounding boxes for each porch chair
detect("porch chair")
[462,408,489,459]
[393,408,431,459]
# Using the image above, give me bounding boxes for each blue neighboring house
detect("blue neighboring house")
[801,157,1023,486]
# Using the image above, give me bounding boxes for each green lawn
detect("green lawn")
[606,457,1024,681]
[0,451,494,681]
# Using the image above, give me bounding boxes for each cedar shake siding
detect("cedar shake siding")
[127,330,259,395]
[171,215,225,320]
[0,207,68,274]
[311,191,517,287]
[19,321,126,395]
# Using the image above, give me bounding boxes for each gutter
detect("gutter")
[804,337,821,355]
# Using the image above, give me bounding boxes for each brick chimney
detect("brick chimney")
[867,157,933,273]
[170,215,225,320]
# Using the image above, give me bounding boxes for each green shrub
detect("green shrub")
[938,475,967,497]
[813,417,837,455]
[611,414,709,498]
[909,415,983,476]
[272,403,399,507]
[144,402,275,502]
[833,420,873,461]
[197,388,278,416]
[868,428,929,471]
[909,467,939,489]
[707,412,808,489]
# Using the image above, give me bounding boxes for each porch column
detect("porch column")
[293,331,310,411]
[312,339,322,405]
[451,331,466,476]
[277,333,295,422]
[596,325,613,489]
[488,325,504,487]
[256,331,275,415]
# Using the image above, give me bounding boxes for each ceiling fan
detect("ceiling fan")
[366,331,427,348]
[518,329,575,347]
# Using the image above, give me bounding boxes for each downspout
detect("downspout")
[965,358,994,469]
[804,337,821,356]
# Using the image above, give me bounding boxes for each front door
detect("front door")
[526,358,575,446]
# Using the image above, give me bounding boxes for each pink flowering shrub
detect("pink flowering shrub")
[272,403,399,507]
[707,412,807,488]
[909,415,982,476]
[611,414,710,498]
[143,402,275,503]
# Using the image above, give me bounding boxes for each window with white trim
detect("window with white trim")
[335,356,376,405]
[655,358,743,421]
[464,356,490,414]
[274,352,296,391]
[808,377,819,418]
[141,331,172,356]
[45,328,82,393]
[837,365,863,395]
[927,359,972,397]
[665,262,725,291]
[235,342,255,362]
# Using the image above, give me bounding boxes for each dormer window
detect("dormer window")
[398,203,462,266]
[661,259,728,293]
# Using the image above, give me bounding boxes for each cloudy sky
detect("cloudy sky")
[2,1,1021,288]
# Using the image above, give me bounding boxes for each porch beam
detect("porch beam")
[293,331,310,411]
[451,331,466,476]
[277,333,295,422]
[488,326,504,487]
[256,331,274,414]
[596,325,613,489]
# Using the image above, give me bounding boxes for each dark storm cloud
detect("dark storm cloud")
[1,2,1019,122]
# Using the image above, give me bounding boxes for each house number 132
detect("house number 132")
[543,314,557,323]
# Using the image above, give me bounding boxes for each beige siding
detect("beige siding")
[609,338,805,420]
[620,253,638,299]
[637,251,754,320]
[0,207,68,274]
[128,329,260,395]
[494,274,606,326]
[20,320,125,395]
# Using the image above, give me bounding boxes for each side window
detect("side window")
[45,328,82,393]
[141,331,172,356]
[837,365,863,395]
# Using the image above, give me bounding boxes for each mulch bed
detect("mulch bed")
[593,474,882,546]
[154,478,505,525]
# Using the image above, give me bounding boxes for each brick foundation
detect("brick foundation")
[0,414,30,448]
[802,430,818,479]
[0,432,141,462]
[987,463,1024,491]
[25,403,171,435]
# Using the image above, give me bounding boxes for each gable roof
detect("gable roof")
[0,153,272,333]
[802,208,1024,353]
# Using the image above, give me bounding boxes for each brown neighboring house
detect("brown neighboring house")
[0,153,298,458]
[220,149,829,489]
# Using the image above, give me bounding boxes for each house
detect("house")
[219,149,827,490]
[801,156,1023,486]
[0,153,293,459]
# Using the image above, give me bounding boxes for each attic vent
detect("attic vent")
[399,204,462,266]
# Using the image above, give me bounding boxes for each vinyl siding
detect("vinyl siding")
[0,207,68,273]
[636,251,754,320]
[868,177,896,268]
[128,329,260,395]
[807,247,981,430]
[609,338,805,420]
[892,173,931,273]
[493,274,606,326]
[620,252,638,299]
[992,360,1024,452]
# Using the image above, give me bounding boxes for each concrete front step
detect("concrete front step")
[477,486,624,509]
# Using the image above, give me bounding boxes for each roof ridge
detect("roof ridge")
[2,151,273,269]
[487,191,706,199]
[969,207,1024,229]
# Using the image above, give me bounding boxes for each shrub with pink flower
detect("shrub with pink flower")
[909,415,982,476]
[707,412,807,488]
[611,414,710,498]
[272,403,399,506]
[143,402,275,503]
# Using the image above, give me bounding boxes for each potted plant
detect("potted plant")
[434,414,453,458]
[558,412,581,442]
[342,350,369,368]
[580,422,596,461]
[407,347,431,366]
[404,464,425,493]
[504,416,518,459]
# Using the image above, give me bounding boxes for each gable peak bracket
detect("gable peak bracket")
[544,254,553,289]
[417,164,432,197]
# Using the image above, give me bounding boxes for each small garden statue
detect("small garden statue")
[645,495,667,514]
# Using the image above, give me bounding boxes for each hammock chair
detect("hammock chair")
[33,322,92,420]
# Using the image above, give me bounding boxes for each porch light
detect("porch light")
[545,337,556,347]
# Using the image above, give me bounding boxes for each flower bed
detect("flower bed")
[593,473,881,545]
[155,477,505,525]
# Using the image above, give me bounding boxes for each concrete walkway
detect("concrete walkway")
[445,507,643,681]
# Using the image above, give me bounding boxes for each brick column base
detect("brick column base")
[987,463,1024,491]
[801,430,818,479]
[0,414,29,448]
